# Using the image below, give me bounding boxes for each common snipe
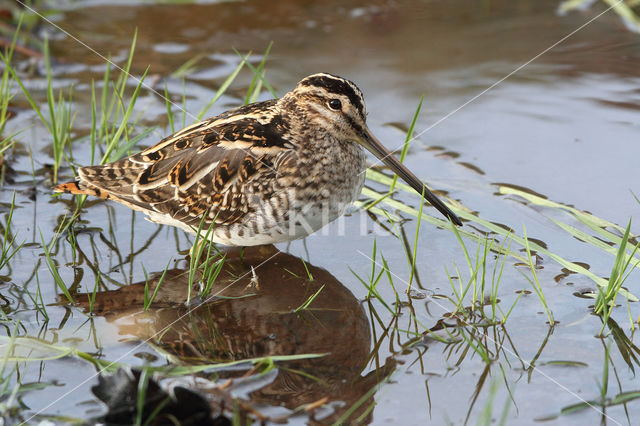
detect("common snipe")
[54,73,461,245]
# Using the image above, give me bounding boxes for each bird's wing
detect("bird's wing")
[66,101,297,227]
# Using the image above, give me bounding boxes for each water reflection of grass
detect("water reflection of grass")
[538,332,640,422]
[364,289,531,423]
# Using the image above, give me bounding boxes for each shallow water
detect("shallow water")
[1,0,640,424]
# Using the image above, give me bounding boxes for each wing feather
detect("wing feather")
[67,100,293,228]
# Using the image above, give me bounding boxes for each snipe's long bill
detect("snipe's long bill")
[357,127,460,226]
[54,73,461,246]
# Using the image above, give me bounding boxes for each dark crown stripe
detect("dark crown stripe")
[300,75,365,118]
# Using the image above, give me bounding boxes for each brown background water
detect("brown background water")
[2,0,640,424]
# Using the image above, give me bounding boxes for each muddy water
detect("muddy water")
[2,0,640,424]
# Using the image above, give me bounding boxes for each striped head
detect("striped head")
[283,73,463,226]
[285,73,368,141]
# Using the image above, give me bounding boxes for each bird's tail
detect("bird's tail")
[53,180,110,199]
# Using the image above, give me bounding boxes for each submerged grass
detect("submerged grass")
[477,379,511,426]
[521,227,554,325]
[364,170,640,304]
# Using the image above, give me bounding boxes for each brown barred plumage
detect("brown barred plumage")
[54,73,460,246]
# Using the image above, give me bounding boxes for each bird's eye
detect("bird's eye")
[328,99,342,110]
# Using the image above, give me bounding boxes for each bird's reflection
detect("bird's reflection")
[78,245,394,423]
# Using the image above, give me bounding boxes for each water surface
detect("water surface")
[1,1,640,424]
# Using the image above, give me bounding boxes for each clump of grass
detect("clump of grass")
[95,47,150,166]
[164,47,250,129]
[164,44,269,134]
[239,42,274,105]
[39,221,74,304]
[364,171,640,303]
[199,252,226,300]
[188,217,214,304]
[7,38,74,184]
[233,43,277,102]
[0,24,19,167]
[87,272,100,315]
[47,33,150,225]
[195,56,246,121]
[445,225,521,324]
[405,188,425,292]
[363,163,640,336]
[351,238,398,315]
[187,214,226,303]
[142,260,171,311]
[25,270,49,321]
[0,192,22,273]
[594,219,640,335]
[294,284,325,313]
